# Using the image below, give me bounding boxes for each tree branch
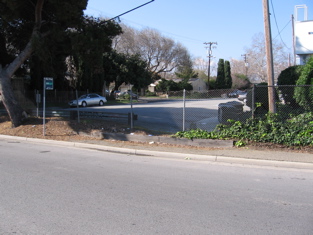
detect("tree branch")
[35,0,45,28]
[5,0,45,77]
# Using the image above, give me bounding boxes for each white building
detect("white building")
[294,5,313,65]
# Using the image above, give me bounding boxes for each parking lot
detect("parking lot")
[74,97,250,133]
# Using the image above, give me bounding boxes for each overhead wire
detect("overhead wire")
[85,5,206,44]
[270,0,291,50]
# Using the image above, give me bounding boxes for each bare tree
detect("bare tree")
[112,24,137,55]
[193,57,217,80]
[230,59,246,76]
[114,26,190,76]
[235,32,290,83]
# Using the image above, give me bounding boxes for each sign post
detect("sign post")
[36,90,41,117]
[43,77,54,136]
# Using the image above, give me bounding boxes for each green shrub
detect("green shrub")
[145,91,156,97]
[175,112,313,147]
[277,65,303,108]
[294,57,313,111]
[246,83,279,117]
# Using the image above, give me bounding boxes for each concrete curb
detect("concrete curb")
[99,133,234,148]
[1,134,313,169]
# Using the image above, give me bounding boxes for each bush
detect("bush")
[231,74,251,90]
[294,57,313,111]
[175,112,313,147]
[145,90,156,97]
[246,83,279,117]
[277,65,303,107]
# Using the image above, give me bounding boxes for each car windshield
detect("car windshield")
[79,95,87,99]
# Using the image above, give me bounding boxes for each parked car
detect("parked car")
[68,93,107,107]
[237,90,247,102]
[228,89,246,98]
[117,90,138,100]
[112,90,120,97]
[228,89,240,98]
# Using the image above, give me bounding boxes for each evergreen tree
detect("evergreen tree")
[175,65,198,79]
[224,60,232,88]
[215,59,225,89]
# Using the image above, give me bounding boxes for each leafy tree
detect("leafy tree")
[215,59,225,89]
[178,79,193,91]
[294,57,313,110]
[175,51,198,79]
[175,66,198,79]
[125,54,152,91]
[155,78,192,92]
[68,17,122,91]
[0,0,88,127]
[156,79,179,92]
[103,51,152,95]
[224,60,232,88]
[155,78,169,92]
[277,65,303,107]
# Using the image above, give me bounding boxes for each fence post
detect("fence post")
[76,89,80,123]
[183,89,186,131]
[252,85,255,119]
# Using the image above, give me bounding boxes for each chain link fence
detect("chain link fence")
[251,84,313,120]
[166,89,251,132]
[2,85,312,134]
[172,85,313,133]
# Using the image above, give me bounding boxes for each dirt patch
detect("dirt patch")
[0,115,313,154]
[0,116,148,141]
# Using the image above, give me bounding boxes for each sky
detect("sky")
[84,0,313,63]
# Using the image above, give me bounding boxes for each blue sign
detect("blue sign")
[44,77,54,90]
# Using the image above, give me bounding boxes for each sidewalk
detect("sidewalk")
[1,133,312,169]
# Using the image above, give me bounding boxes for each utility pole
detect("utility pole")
[204,42,217,90]
[262,0,276,113]
[241,54,249,76]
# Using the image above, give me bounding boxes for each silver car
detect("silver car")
[237,91,247,102]
[69,93,107,107]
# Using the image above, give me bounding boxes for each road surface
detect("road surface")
[1,138,312,234]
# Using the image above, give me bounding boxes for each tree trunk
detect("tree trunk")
[0,68,26,127]
[0,1,43,127]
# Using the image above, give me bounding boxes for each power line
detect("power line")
[106,0,155,22]
[85,5,206,45]
[270,0,291,50]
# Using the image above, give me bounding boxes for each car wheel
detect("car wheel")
[99,100,104,106]
[82,101,87,107]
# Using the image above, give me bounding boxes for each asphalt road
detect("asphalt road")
[1,139,313,234]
